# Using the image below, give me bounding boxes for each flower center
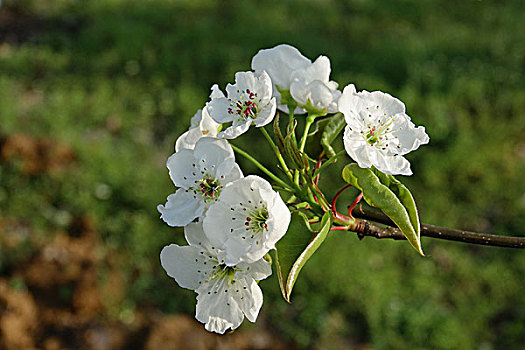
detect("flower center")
[211,264,237,281]
[244,206,269,233]
[227,89,260,120]
[198,177,222,201]
[366,127,379,144]
[362,114,397,148]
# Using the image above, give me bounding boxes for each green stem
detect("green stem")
[260,126,294,182]
[313,150,347,178]
[299,114,317,153]
[294,114,317,186]
[230,143,293,191]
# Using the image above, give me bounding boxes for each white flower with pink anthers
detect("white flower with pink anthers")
[160,222,272,334]
[207,71,276,139]
[157,137,243,227]
[203,175,290,266]
[338,85,429,176]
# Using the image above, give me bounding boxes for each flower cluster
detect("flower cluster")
[158,44,429,334]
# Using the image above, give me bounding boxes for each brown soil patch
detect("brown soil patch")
[1,133,75,176]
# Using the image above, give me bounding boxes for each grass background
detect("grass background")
[1,0,524,349]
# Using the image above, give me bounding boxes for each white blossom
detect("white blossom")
[160,222,272,334]
[338,85,430,176]
[207,71,276,139]
[157,137,243,226]
[175,85,223,151]
[203,175,290,266]
[251,44,311,113]
[289,55,341,114]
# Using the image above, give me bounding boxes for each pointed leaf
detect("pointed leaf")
[342,164,423,255]
[320,113,345,158]
[286,212,331,301]
[273,212,331,302]
[371,168,420,244]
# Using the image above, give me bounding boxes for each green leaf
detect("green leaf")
[342,164,423,255]
[320,113,346,158]
[274,212,332,302]
[371,168,420,242]
[305,113,345,159]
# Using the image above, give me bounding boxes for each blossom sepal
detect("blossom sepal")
[341,163,424,256]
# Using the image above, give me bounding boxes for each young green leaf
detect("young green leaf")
[273,212,332,302]
[320,112,345,158]
[342,164,423,255]
[371,168,420,243]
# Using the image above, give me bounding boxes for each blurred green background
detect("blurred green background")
[1,0,524,349]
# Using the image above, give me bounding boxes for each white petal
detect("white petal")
[199,106,220,136]
[222,162,243,183]
[217,120,251,139]
[160,244,205,291]
[177,108,221,152]
[223,238,252,266]
[290,80,334,111]
[326,88,342,113]
[254,70,274,102]
[166,150,199,188]
[157,189,204,227]
[232,71,257,94]
[251,44,311,90]
[338,85,363,131]
[290,55,331,84]
[209,84,225,99]
[394,118,430,155]
[202,202,234,252]
[233,278,263,323]
[264,190,291,249]
[236,257,272,281]
[193,137,235,176]
[379,154,412,176]
[175,128,203,152]
[196,279,244,334]
[343,126,372,168]
[189,109,203,129]
[207,97,234,124]
[253,98,276,127]
[365,90,405,115]
[184,221,213,250]
[204,176,290,265]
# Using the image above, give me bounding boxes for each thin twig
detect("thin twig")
[351,205,525,249]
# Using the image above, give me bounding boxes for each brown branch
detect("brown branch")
[351,206,525,249]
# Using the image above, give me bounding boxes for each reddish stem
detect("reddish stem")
[313,152,324,185]
[330,226,350,231]
[348,192,363,218]
[331,184,353,223]
[332,184,352,210]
